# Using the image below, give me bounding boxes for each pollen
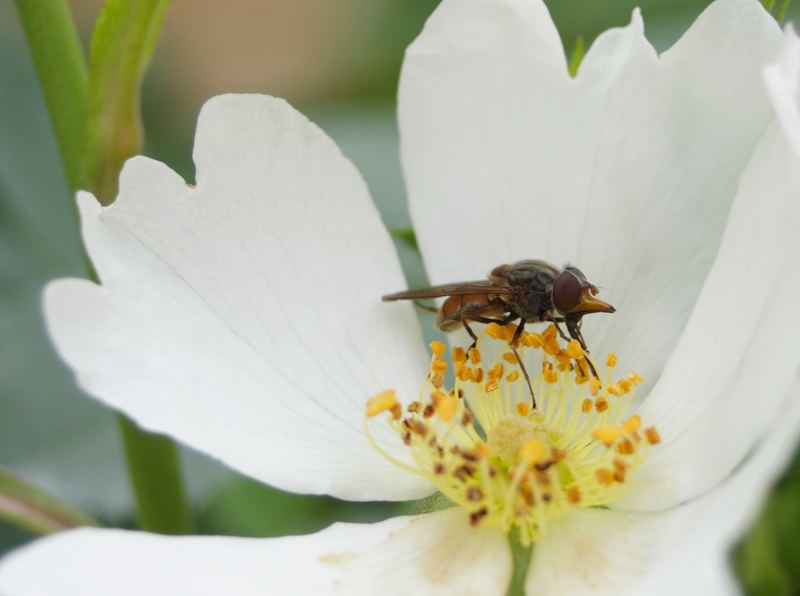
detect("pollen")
[366,390,401,419]
[364,330,659,546]
[566,340,584,359]
[429,340,447,357]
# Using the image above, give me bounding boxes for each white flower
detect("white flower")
[2,0,800,594]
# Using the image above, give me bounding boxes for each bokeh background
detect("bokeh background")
[1,0,799,590]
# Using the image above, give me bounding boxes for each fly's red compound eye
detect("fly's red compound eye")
[553,271,582,313]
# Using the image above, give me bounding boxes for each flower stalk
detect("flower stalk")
[13,0,192,535]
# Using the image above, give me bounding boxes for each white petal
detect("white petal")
[0,516,407,596]
[0,510,510,596]
[621,115,800,509]
[526,384,800,595]
[399,0,781,384]
[333,508,511,595]
[45,94,431,501]
[764,26,800,161]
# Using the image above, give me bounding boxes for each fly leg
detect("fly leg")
[463,316,537,409]
[509,320,536,410]
[461,319,479,351]
[565,317,600,380]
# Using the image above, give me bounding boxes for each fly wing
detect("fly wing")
[382,280,510,301]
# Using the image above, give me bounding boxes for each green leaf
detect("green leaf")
[734,454,800,595]
[83,0,171,202]
[568,36,585,78]
[13,0,87,192]
[0,467,99,535]
[776,0,792,21]
[198,478,402,538]
[762,0,777,10]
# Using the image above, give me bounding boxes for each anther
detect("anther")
[592,425,621,447]
[429,341,446,357]
[623,414,641,434]
[468,347,481,365]
[367,390,401,418]
[452,346,467,363]
[566,340,584,359]
[645,427,661,445]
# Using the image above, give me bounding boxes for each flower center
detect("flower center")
[366,323,660,546]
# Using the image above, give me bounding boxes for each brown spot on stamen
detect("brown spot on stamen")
[469,507,488,526]
[466,487,483,502]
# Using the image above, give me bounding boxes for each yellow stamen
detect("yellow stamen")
[429,341,446,357]
[592,425,621,447]
[596,468,614,485]
[472,442,492,459]
[452,347,467,363]
[366,390,401,419]
[430,359,448,374]
[566,340,584,359]
[519,439,546,464]
[364,328,659,545]
[436,393,458,421]
[623,414,641,434]
[523,332,544,348]
[607,353,618,367]
[468,347,481,365]
[645,427,661,445]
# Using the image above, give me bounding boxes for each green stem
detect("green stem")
[118,417,193,534]
[86,0,192,535]
[18,0,192,535]
[0,467,99,535]
[84,0,171,203]
[506,527,534,596]
[13,0,87,192]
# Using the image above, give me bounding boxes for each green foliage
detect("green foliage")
[84,0,171,202]
[0,467,98,535]
[13,0,87,192]
[198,478,402,538]
[568,36,585,78]
[734,456,800,595]
[776,0,793,21]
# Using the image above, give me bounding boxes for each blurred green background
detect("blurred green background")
[1,0,799,592]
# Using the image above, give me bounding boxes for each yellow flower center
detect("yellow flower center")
[366,324,660,546]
